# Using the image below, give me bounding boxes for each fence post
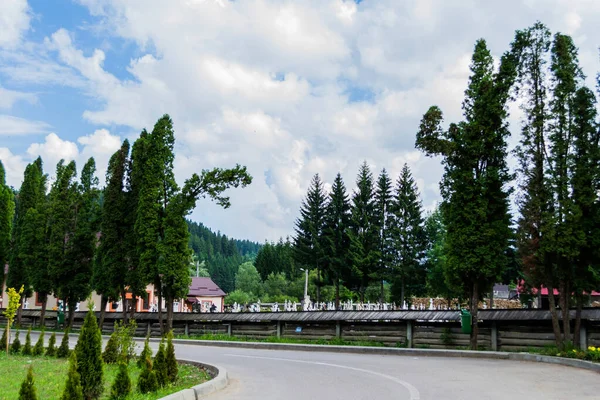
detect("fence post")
[336,321,341,339]
[580,324,587,351]
[227,323,232,336]
[407,320,413,348]
[277,321,282,338]
[491,322,498,351]
[147,322,151,337]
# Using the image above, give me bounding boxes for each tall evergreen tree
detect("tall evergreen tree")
[0,161,15,290]
[373,169,393,304]
[293,174,328,302]
[389,164,426,305]
[416,39,518,349]
[324,173,351,308]
[347,162,379,301]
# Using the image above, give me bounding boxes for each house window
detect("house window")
[35,293,43,307]
[143,294,150,310]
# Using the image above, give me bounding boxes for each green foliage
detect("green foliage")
[57,330,70,358]
[75,309,104,399]
[18,365,38,400]
[1,326,7,353]
[0,160,15,285]
[102,332,119,364]
[61,352,84,400]
[107,321,138,363]
[263,272,288,300]
[23,329,33,355]
[235,262,262,298]
[137,336,152,368]
[165,331,178,383]
[137,357,158,394]
[46,332,56,357]
[373,169,393,302]
[11,330,22,354]
[109,362,131,400]
[224,289,252,305]
[440,327,455,346]
[32,331,44,356]
[153,340,168,387]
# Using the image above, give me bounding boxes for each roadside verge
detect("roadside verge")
[159,360,228,400]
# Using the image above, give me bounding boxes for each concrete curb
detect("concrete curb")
[165,338,600,373]
[158,360,228,400]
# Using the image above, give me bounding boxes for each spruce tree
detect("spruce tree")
[416,39,518,349]
[57,330,70,358]
[153,340,168,387]
[109,362,131,400]
[75,309,104,400]
[0,161,15,293]
[11,330,21,354]
[137,357,158,394]
[61,352,84,400]
[46,332,56,356]
[348,162,379,301]
[374,169,393,304]
[324,173,351,308]
[18,365,38,400]
[165,330,178,383]
[293,174,328,302]
[137,336,152,368]
[389,164,426,305]
[23,328,33,355]
[33,330,44,356]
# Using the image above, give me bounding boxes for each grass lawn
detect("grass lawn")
[0,352,211,400]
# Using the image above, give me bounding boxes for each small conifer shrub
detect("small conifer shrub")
[165,330,178,383]
[22,328,33,355]
[11,330,22,354]
[137,357,158,394]
[109,362,131,400]
[18,365,38,400]
[57,330,70,358]
[153,340,168,387]
[102,331,119,364]
[137,336,152,368]
[46,332,57,356]
[33,330,45,356]
[60,352,84,400]
[75,309,104,400]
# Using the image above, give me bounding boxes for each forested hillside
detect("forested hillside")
[187,220,261,293]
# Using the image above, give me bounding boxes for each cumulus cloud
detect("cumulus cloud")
[0,0,30,48]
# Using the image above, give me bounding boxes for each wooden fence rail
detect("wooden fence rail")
[2,308,599,351]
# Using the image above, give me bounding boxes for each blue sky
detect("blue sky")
[1,0,599,242]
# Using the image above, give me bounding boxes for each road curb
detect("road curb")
[166,338,600,373]
[158,359,228,400]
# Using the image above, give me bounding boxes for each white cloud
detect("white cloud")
[0,85,37,109]
[0,115,50,135]
[0,147,26,187]
[0,0,30,48]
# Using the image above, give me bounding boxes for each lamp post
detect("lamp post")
[300,268,309,309]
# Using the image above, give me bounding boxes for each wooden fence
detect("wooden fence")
[2,308,599,351]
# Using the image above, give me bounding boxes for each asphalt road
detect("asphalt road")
[21,331,600,399]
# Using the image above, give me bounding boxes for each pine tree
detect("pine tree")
[102,331,119,364]
[23,328,33,355]
[137,357,158,394]
[0,161,15,293]
[57,330,70,358]
[389,164,426,305]
[153,340,168,387]
[348,162,379,301]
[33,330,44,356]
[11,330,21,354]
[46,332,56,357]
[61,352,84,400]
[165,330,178,383]
[416,39,518,349]
[137,336,152,368]
[324,173,351,308]
[18,365,38,400]
[75,309,104,400]
[293,174,328,302]
[374,169,393,304]
[109,362,131,400]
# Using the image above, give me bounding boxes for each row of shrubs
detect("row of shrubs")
[4,307,180,400]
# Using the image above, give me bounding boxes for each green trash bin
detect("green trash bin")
[57,310,65,326]
[460,309,472,334]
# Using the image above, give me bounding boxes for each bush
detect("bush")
[165,331,178,383]
[57,330,70,358]
[153,340,168,387]
[60,352,84,400]
[75,309,104,400]
[109,362,131,400]
[1,325,7,351]
[46,332,57,357]
[33,331,45,356]
[11,330,21,354]
[115,320,137,363]
[18,365,38,400]
[22,329,33,355]
[137,357,158,394]
[137,336,152,368]
[102,332,119,364]
[224,290,251,305]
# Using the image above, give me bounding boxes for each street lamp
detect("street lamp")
[300,268,309,302]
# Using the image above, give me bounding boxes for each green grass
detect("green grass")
[0,353,210,400]
[175,333,403,348]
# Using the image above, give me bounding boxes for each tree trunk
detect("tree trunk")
[547,282,564,350]
[165,295,174,333]
[67,299,76,328]
[16,298,24,327]
[400,278,405,308]
[5,324,9,355]
[380,279,384,305]
[469,282,479,350]
[130,294,137,320]
[335,274,340,310]
[316,265,321,304]
[40,295,48,328]
[99,296,108,332]
[489,290,494,309]
[559,281,571,344]
[573,295,583,348]
[121,289,128,325]
[157,282,164,336]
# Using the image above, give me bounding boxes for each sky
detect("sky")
[0,0,599,243]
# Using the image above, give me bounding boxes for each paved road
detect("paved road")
[22,331,600,399]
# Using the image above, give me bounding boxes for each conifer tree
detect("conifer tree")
[137,336,152,368]
[0,161,15,293]
[0,326,7,351]
[137,357,158,394]
[18,365,38,400]
[61,352,84,400]
[165,330,178,383]
[293,174,328,302]
[109,362,131,400]
[75,309,103,400]
[11,330,21,354]
[57,330,70,358]
[389,164,426,305]
[374,169,393,304]
[102,331,119,364]
[33,330,44,356]
[23,328,32,355]
[348,162,379,301]
[153,340,168,387]
[324,173,351,308]
[46,332,56,357]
